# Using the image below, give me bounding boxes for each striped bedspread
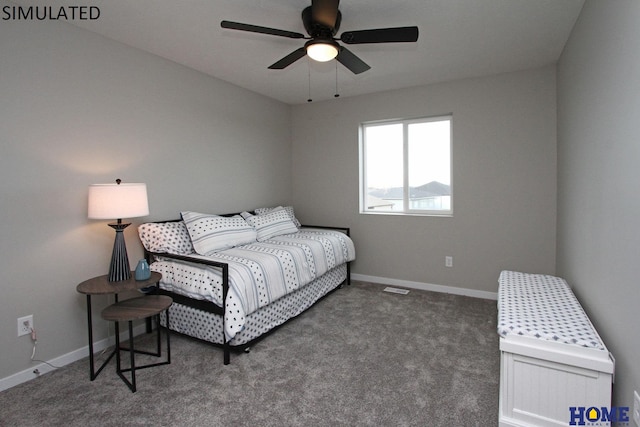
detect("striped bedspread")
[152,228,356,341]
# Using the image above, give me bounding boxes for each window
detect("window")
[360,115,452,216]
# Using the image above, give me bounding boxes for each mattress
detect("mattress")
[497,270,606,350]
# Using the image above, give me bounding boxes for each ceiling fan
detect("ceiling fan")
[221,0,419,75]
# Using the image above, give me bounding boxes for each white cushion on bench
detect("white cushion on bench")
[497,270,605,350]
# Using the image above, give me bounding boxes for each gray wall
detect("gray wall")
[292,66,558,294]
[6,0,636,409]
[0,9,291,381]
[557,0,639,407]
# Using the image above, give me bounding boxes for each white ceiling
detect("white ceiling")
[15,0,585,104]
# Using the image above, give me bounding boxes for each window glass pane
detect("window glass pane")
[360,115,452,216]
[364,124,403,211]
[408,120,451,211]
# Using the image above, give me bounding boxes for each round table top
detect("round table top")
[101,295,173,322]
[76,271,162,295]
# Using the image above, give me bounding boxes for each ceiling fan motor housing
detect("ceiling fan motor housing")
[302,6,341,37]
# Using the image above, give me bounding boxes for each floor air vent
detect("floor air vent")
[383,287,410,295]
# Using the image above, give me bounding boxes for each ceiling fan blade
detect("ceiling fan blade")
[340,26,419,44]
[336,46,370,74]
[311,0,340,29]
[221,20,305,39]
[268,47,307,70]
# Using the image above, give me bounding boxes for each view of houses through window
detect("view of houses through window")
[360,115,452,215]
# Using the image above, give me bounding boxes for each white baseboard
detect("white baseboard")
[0,323,148,392]
[351,273,498,301]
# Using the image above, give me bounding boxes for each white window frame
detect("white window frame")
[359,114,453,217]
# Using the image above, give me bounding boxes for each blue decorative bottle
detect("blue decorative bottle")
[135,259,151,281]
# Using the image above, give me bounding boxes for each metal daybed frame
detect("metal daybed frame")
[144,217,351,365]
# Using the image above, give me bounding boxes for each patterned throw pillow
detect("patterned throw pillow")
[138,221,194,255]
[242,208,299,241]
[181,211,257,255]
[254,205,301,228]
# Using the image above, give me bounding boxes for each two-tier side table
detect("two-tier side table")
[76,272,162,381]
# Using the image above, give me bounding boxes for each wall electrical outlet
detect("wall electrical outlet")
[17,315,33,337]
[445,256,453,267]
[633,390,640,427]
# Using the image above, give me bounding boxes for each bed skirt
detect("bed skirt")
[160,264,347,347]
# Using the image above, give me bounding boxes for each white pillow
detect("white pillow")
[254,205,301,228]
[138,221,194,255]
[181,211,257,255]
[242,208,299,241]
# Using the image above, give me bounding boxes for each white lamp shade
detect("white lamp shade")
[88,182,149,220]
[306,42,339,62]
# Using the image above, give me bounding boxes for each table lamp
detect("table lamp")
[88,179,149,282]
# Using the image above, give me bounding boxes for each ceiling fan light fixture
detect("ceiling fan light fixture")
[305,40,339,62]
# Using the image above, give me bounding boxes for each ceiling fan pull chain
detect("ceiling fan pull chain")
[334,59,340,98]
[307,59,313,102]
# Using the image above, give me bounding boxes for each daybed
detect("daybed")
[497,270,614,427]
[138,206,356,364]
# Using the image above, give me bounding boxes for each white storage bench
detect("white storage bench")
[497,270,614,427]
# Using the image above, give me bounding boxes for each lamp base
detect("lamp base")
[108,222,131,282]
